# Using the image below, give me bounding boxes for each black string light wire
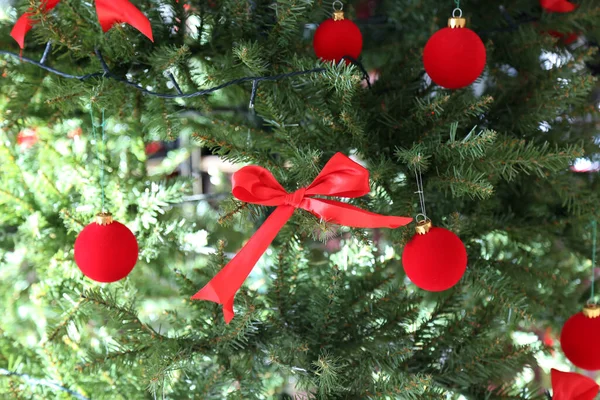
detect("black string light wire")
[0,47,371,107]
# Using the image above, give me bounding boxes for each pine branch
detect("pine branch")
[0,188,35,212]
[43,297,86,345]
[218,202,249,225]
[0,369,90,400]
[80,291,160,338]
[75,346,152,372]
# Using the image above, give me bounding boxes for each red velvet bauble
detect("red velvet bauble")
[402,227,467,291]
[423,27,486,89]
[560,311,600,370]
[548,30,578,44]
[540,0,577,13]
[313,18,362,63]
[74,217,139,283]
[17,129,38,149]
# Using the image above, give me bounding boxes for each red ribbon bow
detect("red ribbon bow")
[11,0,153,49]
[551,369,599,400]
[540,0,577,13]
[191,153,413,323]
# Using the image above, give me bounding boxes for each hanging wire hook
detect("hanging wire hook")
[415,213,428,224]
[414,155,428,221]
[89,106,107,213]
[452,0,462,18]
[100,109,106,213]
[332,1,343,12]
[590,220,598,304]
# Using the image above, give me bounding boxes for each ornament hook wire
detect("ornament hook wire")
[590,220,597,304]
[90,106,107,213]
[414,155,428,220]
[415,214,428,224]
[332,1,344,12]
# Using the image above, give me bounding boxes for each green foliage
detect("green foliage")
[0,0,599,398]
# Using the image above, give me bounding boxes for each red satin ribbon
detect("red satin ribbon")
[551,369,599,400]
[191,153,413,323]
[11,0,153,49]
[540,0,577,13]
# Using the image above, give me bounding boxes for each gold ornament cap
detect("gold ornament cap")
[415,218,432,235]
[448,17,466,28]
[448,8,466,28]
[333,11,345,21]
[95,212,114,226]
[583,304,600,318]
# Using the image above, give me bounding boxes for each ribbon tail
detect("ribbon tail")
[551,368,599,400]
[11,13,34,49]
[223,297,235,324]
[191,205,295,323]
[95,0,154,41]
[303,198,412,228]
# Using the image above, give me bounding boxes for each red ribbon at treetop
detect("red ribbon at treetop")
[191,153,413,323]
[11,0,153,49]
[551,369,599,400]
[539,0,577,13]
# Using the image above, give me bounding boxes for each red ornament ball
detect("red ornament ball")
[560,309,600,370]
[74,214,139,283]
[423,27,486,89]
[402,226,467,291]
[548,30,578,45]
[17,128,38,149]
[313,18,362,63]
[540,0,577,13]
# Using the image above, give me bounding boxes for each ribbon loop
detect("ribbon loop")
[283,188,306,208]
[11,0,153,49]
[95,0,154,41]
[192,153,413,323]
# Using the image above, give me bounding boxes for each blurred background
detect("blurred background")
[1,0,600,397]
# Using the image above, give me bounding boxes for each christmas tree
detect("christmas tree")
[1,0,599,398]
